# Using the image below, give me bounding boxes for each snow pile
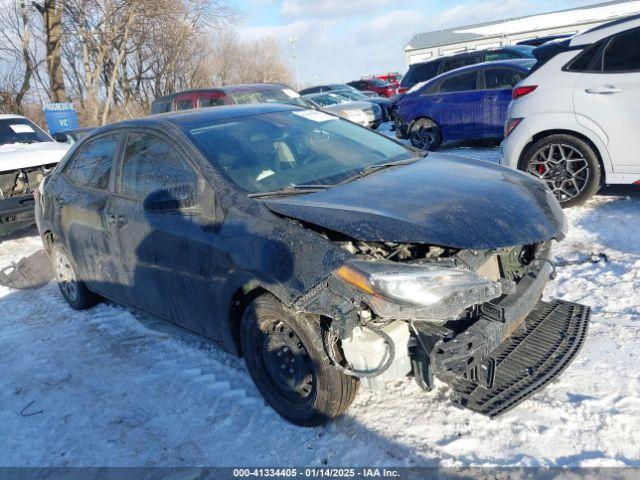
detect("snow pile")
[0,150,639,467]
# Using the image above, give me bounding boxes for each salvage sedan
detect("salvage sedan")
[36,104,591,427]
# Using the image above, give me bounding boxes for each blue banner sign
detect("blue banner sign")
[43,102,79,135]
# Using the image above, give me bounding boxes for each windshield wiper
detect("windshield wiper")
[338,156,421,185]
[248,184,330,199]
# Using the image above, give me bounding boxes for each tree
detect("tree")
[33,0,67,102]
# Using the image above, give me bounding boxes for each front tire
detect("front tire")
[51,244,100,310]
[240,293,359,427]
[409,118,442,151]
[521,134,601,208]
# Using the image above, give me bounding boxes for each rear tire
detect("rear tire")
[409,118,442,151]
[240,293,359,427]
[51,244,101,310]
[521,134,601,208]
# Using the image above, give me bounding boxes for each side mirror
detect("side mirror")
[143,184,198,213]
[52,132,69,143]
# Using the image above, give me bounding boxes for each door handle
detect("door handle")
[107,214,127,228]
[585,86,623,95]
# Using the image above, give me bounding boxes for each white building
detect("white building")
[405,0,640,65]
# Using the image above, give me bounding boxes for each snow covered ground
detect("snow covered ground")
[0,141,639,468]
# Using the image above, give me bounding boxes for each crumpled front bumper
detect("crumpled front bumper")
[0,195,36,236]
[431,298,591,417]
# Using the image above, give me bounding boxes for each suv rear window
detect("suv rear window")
[603,28,640,72]
[402,61,440,87]
[441,53,482,73]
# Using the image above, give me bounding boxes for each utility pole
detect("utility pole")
[290,37,300,91]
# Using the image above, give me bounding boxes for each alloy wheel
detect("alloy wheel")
[411,125,439,150]
[527,143,590,202]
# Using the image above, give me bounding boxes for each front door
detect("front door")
[574,27,640,174]
[106,130,220,335]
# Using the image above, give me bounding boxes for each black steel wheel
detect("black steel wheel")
[241,293,359,427]
[409,118,442,151]
[522,134,601,208]
[51,244,101,310]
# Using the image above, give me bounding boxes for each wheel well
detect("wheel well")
[228,284,269,357]
[410,116,438,132]
[42,230,56,254]
[519,129,606,184]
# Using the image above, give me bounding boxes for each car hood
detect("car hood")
[263,154,566,250]
[0,141,69,172]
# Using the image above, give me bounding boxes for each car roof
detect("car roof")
[91,103,302,134]
[407,59,534,94]
[153,83,293,103]
[572,13,640,46]
[0,114,27,120]
[438,58,534,76]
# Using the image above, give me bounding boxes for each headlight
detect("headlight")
[336,260,502,321]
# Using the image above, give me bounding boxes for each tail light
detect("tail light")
[504,118,523,138]
[513,85,538,100]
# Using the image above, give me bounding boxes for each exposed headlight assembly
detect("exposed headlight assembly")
[336,260,502,323]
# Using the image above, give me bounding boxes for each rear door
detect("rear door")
[574,27,640,173]
[434,69,483,140]
[482,66,528,137]
[51,133,122,297]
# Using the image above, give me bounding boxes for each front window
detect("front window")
[0,118,52,145]
[229,88,307,107]
[184,110,413,194]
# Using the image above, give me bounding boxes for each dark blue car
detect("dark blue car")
[395,59,535,151]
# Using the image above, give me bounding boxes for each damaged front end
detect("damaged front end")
[0,165,54,236]
[294,237,591,417]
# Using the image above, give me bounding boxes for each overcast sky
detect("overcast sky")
[233,0,603,86]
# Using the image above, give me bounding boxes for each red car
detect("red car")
[374,72,402,88]
[347,78,395,97]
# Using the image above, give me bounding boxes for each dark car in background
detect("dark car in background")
[300,85,393,122]
[395,59,535,150]
[151,83,306,113]
[398,45,535,95]
[516,34,573,47]
[347,78,395,97]
[35,103,590,427]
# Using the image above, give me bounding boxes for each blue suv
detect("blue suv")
[395,59,535,151]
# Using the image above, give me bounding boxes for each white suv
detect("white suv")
[500,14,640,207]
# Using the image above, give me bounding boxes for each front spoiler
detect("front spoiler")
[434,299,590,417]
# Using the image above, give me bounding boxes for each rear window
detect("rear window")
[229,88,306,107]
[484,68,526,89]
[63,135,118,190]
[198,97,226,108]
[565,42,604,72]
[441,53,482,73]
[603,29,640,72]
[439,71,478,93]
[402,61,440,87]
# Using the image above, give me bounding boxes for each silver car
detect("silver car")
[302,92,382,129]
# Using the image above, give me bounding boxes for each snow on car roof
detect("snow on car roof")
[0,114,26,120]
